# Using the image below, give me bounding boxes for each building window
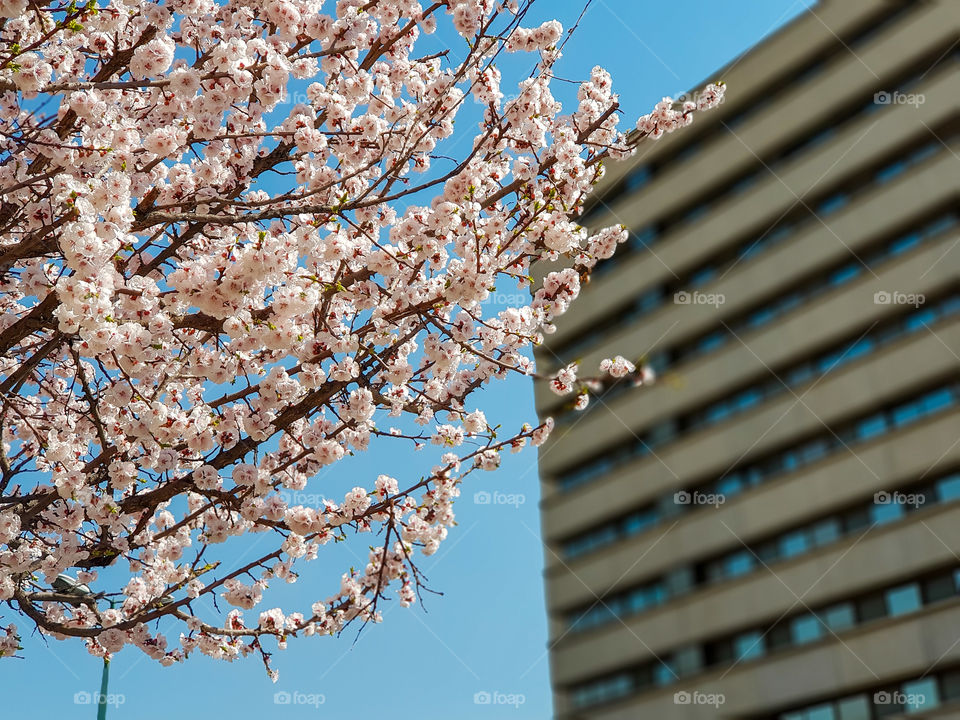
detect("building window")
[817,192,849,215]
[625,165,652,192]
[823,603,856,632]
[902,678,939,714]
[938,475,960,502]
[779,530,810,558]
[885,583,922,617]
[834,696,871,720]
[791,614,823,645]
[870,501,904,525]
[811,518,842,546]
[733,631,765,661]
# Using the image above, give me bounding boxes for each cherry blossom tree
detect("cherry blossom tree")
[0,0,724,674]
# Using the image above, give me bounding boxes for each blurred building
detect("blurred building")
[534,1,960,718]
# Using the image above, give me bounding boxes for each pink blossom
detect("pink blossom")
[550,363,579,395]
[0,0,726,676]
[600,355,636,378]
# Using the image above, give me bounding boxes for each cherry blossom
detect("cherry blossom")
[0,0,724,674]
[600,355,637,378]
[550,363,579,395]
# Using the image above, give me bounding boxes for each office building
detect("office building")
[534,1,960,717]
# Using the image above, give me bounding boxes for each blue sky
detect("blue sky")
[5,2,815,718]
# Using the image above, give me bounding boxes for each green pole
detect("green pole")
[96,656,109,720]
[96,600,115,720]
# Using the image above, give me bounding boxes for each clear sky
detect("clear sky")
[5,2,815,718]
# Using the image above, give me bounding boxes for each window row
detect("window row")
[569,565,960,711]
[566,469,960,634]
[774,665,960,719]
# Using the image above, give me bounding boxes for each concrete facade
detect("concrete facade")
[534,2,960,718]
